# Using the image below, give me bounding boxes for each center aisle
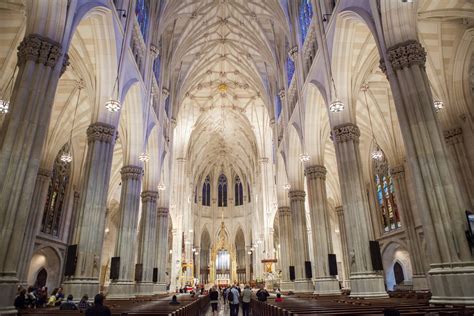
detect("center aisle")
[204,295,247,316]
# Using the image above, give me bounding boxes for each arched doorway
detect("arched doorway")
[34,268,47,288]
[394,262,405,285]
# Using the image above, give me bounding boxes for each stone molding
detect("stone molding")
[17,34,63,68]
[443,127,463,145]
[288,190,305,201]
[259,157,269,163]
[37,168,52,178]
[379,58,387,75]
[278,206,291,216]
[162,88,170,98]
[335,206,344,215]
[305,165,326,180]
[278,89,286,99]
[331,123,360,143]
[141,191,159,203]
[288,46,298,61]
[157,207,169,217]
[150,44,159,58]
[390,165,405,177]
[87,122,116,144]
[387,40,426,71]
[61,54,70,76]
[121,165,143,180]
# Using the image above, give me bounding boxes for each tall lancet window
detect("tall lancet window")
[248,182,251,202]
[286,54,295,86]
[153,55,160,84]
[202,175,211,206]
[218,174,228,207]
[135,0,150,40]
[373,152,401,232]
[41,145,71,237]
[298,0,313,44]
[234,176,244,206]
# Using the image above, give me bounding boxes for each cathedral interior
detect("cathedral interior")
[0,0,473,314]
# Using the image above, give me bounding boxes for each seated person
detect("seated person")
[169,295,180,305]
[85,293,111,316]
[14,288,27,310]
[60,295,78,310]
[78,294,91,311]
[275,293,283,302]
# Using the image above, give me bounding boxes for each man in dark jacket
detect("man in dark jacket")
[85,294,111,316]
[60,295,78,310]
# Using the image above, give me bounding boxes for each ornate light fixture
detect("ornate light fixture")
[138,152,150,162]
[329,68,344,113]
[0,66,18,114]
[283,183,291,190]
[299,153,310,162]
[361,84,383,161]
[61,81,83,163]
[434,100,444,112]
[247,251,252,255]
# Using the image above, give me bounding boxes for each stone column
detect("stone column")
[390,165,428,289]
[63,122,116,299]
[278,206,295,291]
[245,245,251,283]
[155,207,170,293]
[288,191,313,292]
[68,191,80,245]
[332,123,387,298]
[18,168,52,285]
[0,34,68,312]
[383,40,474,304]
[108,165,143,298]
[444,128,474,208]
[335,206,351,289]
[136,191,158,295]
[305,165,341,295]
[194,246,200,284]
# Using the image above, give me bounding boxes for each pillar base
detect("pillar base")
[349,273,388,298]
[0,275,19,315]
[294,279,314,293]
[280,281,295,292]
[153,283,168,294]
[107,280,136,298]
[63,278,100,301]
[429,262,474,305]
[313,277,341,295]
[136,282,154,296]
[412,274,429,290]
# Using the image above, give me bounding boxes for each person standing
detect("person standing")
[209,286,219,316]
[241,285,252,316]
[228,285,240,316]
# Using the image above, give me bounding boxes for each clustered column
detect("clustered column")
[332,123,387,298]
[305,165,340,294]
[155,207,170,293]
[0,34,68,312]
[108,165,143,298]
[335,206,351,289]
[63,122,116,299]
[136,190,159,295]
[390,165,428,289]
[288,191,313,292]
[278,206,294,291]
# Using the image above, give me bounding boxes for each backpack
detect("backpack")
[227,289,234,302]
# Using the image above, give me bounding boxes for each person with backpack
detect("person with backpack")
[228,285,240,316]
[256,287,270,302]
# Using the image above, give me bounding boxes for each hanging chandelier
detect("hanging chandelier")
[157,180,166,191]
[0,66,18,114]
[361,84,383,161]
[299,153,310,162]
[138,152,150,162]
[61,81,82,163]
[329,99,344,113]
[433,100,444,112]
[283,183,291,190]
[371,146,383,160]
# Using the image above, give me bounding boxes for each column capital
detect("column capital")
[335,205,344,215]
[387,40,426,71]
[87,122,116,144]
[304,165,326,180]
[278,88,286,99]
[379,58,387,75]
[150,44,159,58]
[331,123,360,143]
[120,165,143,180]
[157,207,169,217]
[278,206,291,215]
[176,157,187,163]
[288,46,298,61]
[288,190,305,201]
[259,157,269,163]
[141,190,159,203]
[390,165,405,177]
[37,168,52,178]
[17,33,63,68]
[443,127,463,145]
[60,53,70,76]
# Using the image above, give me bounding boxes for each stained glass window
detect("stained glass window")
[299,0,313,44]
[165,97,170,118]
[135,0,150,41]
[202,175,211,206]
[234,176,243,206]
[373,153,401,232]
[287,55,295,86]
[275,94,282,119]
[41,145,71,237]
[153,56,160,85]
[218,174,228,207]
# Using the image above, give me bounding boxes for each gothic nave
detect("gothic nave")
[0,0,473,314]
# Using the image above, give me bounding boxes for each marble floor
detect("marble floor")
[203,300,250,316]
